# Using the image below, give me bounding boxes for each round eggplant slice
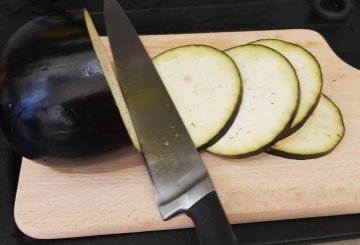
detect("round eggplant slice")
[252,39,323,136]
[0,12,132,165]
[152,45,242,149]
[268,94,345,159]
[207,44,299,157]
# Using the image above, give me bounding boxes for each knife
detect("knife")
[104,1,238,244]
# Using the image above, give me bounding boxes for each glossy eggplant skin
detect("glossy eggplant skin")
[0,12,132,165]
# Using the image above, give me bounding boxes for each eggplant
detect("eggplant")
[0,12,132,165]
[0,11,343,165]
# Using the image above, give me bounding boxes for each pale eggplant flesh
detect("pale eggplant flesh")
[252,39,323,137]
[207,44,300,157]
[152,45,242,150]
[0,12,132,165]
[268,94,345,160]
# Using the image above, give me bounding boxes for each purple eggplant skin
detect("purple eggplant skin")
[0,12,132,166]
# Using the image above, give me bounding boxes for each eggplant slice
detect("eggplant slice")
[207,44,299,157]
[153,45,242,149]
[84,9,141,150]
[252,39,323,136]
[268,94,345,159]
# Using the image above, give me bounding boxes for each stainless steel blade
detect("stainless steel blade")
[104,0,214,219]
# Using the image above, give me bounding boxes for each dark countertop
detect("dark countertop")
[1,0,360,244]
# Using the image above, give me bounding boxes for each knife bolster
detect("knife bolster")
[158,177,213,220]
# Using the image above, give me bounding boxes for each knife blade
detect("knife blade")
[104,1,238,244]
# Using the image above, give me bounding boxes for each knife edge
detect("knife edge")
[103,0,215,219]
[158,176,213,220]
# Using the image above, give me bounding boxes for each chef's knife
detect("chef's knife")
[104,0,238,244]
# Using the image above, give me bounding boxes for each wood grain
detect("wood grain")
[14,29,360,239]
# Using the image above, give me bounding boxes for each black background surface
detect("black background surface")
[1,0,360,244]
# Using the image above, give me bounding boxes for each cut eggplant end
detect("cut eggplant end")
[207,44,299,157]
[84,9,141,151]
[252,39,323,136]
[0,11,134,165]
[152,45,242,149]
[268,94,345,160]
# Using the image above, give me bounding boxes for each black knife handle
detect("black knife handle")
[187,191,239,245]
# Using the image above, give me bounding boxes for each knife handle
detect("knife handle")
[187,191,239,245]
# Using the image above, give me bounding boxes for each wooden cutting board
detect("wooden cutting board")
[14,29,360,239]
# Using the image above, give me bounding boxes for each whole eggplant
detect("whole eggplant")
[0,12,132,165]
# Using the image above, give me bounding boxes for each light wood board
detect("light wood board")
[14,29,360,239]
